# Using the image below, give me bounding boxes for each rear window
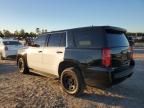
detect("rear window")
[3,41,22,45]
[107,33,129,47]
[73,30,103,48]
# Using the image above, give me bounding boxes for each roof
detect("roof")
[47,26,127,33]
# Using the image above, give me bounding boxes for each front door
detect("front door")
[27,34,48,71]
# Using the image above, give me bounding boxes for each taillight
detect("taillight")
[102,48,111,67]
[5,46,8,50]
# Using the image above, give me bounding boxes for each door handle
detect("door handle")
[56,51,63,54]
[38,51,43,53]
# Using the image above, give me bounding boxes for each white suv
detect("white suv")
[0,38,23,60]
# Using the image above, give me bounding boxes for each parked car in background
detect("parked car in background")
[0,38,23,60]
[127,36,135,46]
[17,26,135,96]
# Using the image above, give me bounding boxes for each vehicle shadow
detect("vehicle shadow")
[0,63,17,74]
[78,59,143,106]
[80,90,126,106]
[27,72,59,80]
[77,85,131,106]
[27,72,42,77]
[0,57,16,64]
[5,56,17,60]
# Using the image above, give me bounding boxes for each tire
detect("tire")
[60,67,85,96]
[130,59,135,66]
[18,57,29,74]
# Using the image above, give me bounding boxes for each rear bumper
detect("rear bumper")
[4,50,17,58]
[83,65,134,88]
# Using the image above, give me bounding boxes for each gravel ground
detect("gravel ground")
[0,54,144,108]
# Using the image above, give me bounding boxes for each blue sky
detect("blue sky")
[0,0,144,33]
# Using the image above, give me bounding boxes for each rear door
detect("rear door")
[42,32,66,76]
[106,33,131,67]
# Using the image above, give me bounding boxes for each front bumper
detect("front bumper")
[83,65,134,88]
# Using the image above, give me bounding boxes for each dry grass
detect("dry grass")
[134,54,144,59]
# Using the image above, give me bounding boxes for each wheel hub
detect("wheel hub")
[64,75,76,91]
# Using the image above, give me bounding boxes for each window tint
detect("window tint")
[3,41,22,45]
[34,35,47,47]
[48,33,66,47]
[60,33,66,47]
[73,30,103,48]
[107,33,129,47]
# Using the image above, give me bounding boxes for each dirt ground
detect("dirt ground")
[0,54,144,108]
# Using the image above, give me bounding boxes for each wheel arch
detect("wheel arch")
[17,54,27,66]
[58,59,84,78]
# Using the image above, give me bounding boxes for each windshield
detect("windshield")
[107,33,129,47]
[3,41,22,45]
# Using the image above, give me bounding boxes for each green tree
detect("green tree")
[14,30,20,39]
[20,29,26,39]
[3,30,12,37]
[45,29,47,33]
[36,28,40,34]
[0,31,4,37]
[42,29,45,33]
[14,30,19,36]
[30,32,36,37]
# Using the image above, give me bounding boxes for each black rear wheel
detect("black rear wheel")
[60,67,85,96]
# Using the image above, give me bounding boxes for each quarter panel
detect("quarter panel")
[64,48,102,77]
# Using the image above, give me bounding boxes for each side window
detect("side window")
[73,30,103,48]
[48,33,66,47]
[34,34,47,47]
[60,33,66,47]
